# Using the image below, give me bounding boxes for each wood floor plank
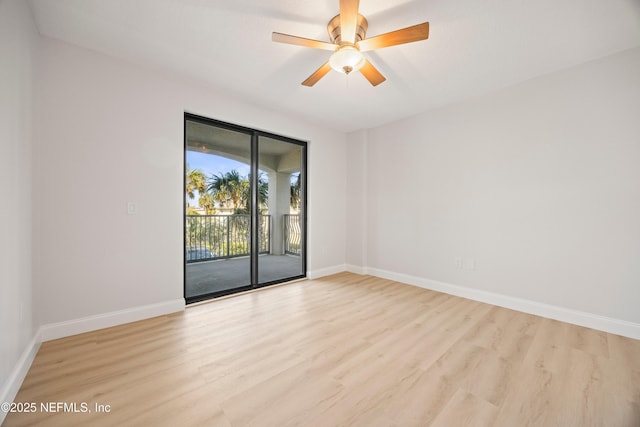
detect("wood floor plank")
[430,389,499,427]
[4,273,640,426]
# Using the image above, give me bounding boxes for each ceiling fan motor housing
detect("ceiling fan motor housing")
[328,14,368,45]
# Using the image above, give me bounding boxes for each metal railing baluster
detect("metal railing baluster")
[186,214,273,263]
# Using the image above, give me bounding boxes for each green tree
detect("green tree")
[186,166,206,202]
[198,193,216,215]
[207,170,244,210]
[238,173,269,214]
[290,173,301,211]
[206,169,268,214]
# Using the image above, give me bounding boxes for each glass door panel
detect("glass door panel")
[185,118,253,301]
[257,136,305,285]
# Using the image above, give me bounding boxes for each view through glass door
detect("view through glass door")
[184,114,306,303]
[258,136,305,284]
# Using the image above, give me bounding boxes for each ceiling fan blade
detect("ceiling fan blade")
[272,32,338,51]
[302,62,333,87]
[360,60,386,86]
[358,22,429,52]
[340,0,360,44]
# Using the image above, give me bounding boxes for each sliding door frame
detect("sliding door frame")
[183,112,307,304]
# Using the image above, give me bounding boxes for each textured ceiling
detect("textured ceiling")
[28,0,640,132]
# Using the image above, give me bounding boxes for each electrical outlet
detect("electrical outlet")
[463,258,476,270]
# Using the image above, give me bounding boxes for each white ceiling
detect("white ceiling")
[28,0,640,133]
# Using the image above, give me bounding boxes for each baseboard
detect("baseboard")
[0,333,41,425]
[345,264,367,275]
[308,264,347,280]
[366,267,640,340]
[39,299,185,342]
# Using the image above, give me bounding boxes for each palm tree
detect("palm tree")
[239,172,269,214]
[186,167,206,212]
[186,167,206,200]
[207,170,245,210]
[257,174,269,213]
[198,193,216,214]
[290,173,301,211]
[207,169,269,214]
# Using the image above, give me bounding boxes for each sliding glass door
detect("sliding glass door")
[258,136,305,284]
[184,114,306,303]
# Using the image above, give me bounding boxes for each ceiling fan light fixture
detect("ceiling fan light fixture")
[272,0,429,86]
[329,45,365,75]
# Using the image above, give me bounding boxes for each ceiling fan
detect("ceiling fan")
[272,0,429,87]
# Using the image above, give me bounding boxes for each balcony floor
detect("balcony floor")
[186,254,303,299]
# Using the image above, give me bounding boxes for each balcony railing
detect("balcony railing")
[284,214,301,256]
[185,214,270,262]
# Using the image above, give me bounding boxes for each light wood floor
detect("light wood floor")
[4,273,640,426]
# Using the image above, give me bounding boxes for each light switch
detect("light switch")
[127,202,137,215]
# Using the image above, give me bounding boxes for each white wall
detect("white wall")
[345,130,367,271]
[0,0,38,410]
[349,47,640,326]
[34,37,347,326]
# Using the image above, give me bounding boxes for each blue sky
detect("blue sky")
[187,151,250,178]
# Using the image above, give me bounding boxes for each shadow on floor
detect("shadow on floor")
[185,254,304,298]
